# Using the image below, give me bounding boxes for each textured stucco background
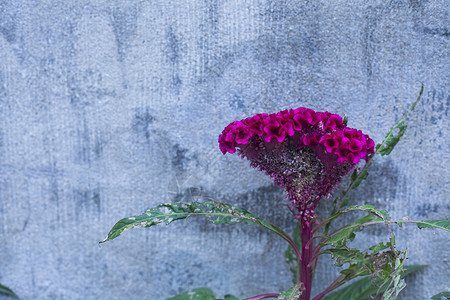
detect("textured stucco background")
[0,0,449,299]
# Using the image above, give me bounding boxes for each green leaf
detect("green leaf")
[323,265,425,300]
[323,248,367,267]
[351,169,368,189]
[277,282,304,300]
[431,292,450,300]
[166,288,215,300]
[348,205,390,221]
[370,240,393,254]
[376,84,423,156]
[0,284,20,299]
[100,201,292,244]
[415,220,450,232]
[322,240,408,293]
[382,257,407,300]
[319,213,382,248]
[285,223,302,284]
[317,204,391,235]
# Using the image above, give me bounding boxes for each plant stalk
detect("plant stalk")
[299,221,314,300]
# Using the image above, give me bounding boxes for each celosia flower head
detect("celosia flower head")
[219,108,375,222]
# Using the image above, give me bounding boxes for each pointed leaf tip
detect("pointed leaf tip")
[0,284,20,300]
[416,220,450,232]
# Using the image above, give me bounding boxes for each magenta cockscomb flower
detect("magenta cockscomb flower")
[219,108,375,222]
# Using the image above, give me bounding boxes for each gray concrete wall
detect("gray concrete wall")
[0,0,448,299]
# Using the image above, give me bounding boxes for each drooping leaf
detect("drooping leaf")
[166,288,215,300]
[376,84,423,156]
[277,282,304,300]
[0,284,20,299]
[100,201,292,245]
[285,223,302,284]
[322,265,426,300]
[431,292,450,300]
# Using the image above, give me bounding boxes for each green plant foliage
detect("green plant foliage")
[415,220,450,231]
[375,84,423,156]
[325,168,369,234]
[350,169,369,190]
[0,284,20,299]
[223,295,240,300]
[323,248,366,268]
[326,85,424,236]
[382,257,406,300]
[319,214,379,248]
[166,288,216,300]
[431,292,450,300]
[277,283,304,300]
[100,201,292,244]
[318,216,449,293]
[99,85,449,300]
[285,223,302,284]
[322,265,426,300]
[318,204,390,235]
[321,222,406,293]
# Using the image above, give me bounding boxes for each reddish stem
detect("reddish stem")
[299,221,314,300]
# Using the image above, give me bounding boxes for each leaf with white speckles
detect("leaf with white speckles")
[277,282,304,300]
[100,201,293,246]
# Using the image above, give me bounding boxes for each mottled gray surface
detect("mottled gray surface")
[0,0,449,299]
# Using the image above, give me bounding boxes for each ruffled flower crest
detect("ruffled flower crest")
[219,108,375,222]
